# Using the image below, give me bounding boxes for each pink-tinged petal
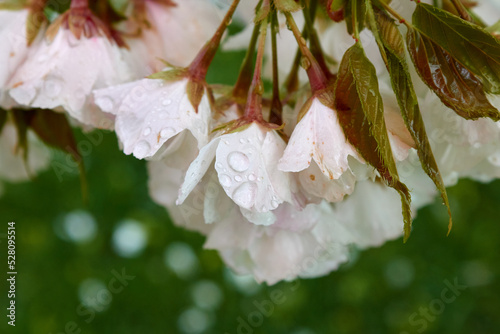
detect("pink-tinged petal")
[203,172,235,225]
[94,78,211,158]
[382,87,416,161]
[298,161,356,203]
[177,137,220,205]
[147,0,222,67]
[205,201,353,284]
[147,131,198,207]
[334,180,405,248]
[0,9,31,108]
[214,123,293,212]
[9,29,134,128]
[279,98,361,179]
[240,208,277,226]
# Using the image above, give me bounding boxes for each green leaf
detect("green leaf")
[373,9,452,234]
[407,27,500,121]
[344,0,366,36]
[334,42,413,241]
[412,3,500,93]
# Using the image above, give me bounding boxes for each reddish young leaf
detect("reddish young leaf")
[407,28,500,121]
[334,43,413,241]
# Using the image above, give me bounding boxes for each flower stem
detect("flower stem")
[269,10,283,125]
[379,0,411,28]
[284,12,328,93]
[232,23,260,101]
[302,0,333,80]
[243,18,268,121]
[189,0,241,81]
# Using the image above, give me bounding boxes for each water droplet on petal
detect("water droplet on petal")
[133,141,151,158]
[162,99,172,106]
[234,175,242,182]
[232,182,257,208]
[143,127,151,136]
[270,200,279,209]
[215,162,223,169]
[227,152,250,172]
[44,78,62,98]
[248,173,256,181]
[219,174,231,187]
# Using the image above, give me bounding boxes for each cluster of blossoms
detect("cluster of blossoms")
[1,0,500,284]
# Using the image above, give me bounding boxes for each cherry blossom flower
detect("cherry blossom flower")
[94,76,212,159]
[420,91,500,185]
[177,122,300,222]
[278,97,364,202]
[204,201,353,284]
[143,0,222,67]
[8,4,137,129]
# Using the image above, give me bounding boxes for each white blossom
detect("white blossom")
[94,77,212,159]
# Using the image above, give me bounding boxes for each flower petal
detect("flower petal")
[279,98,361,179]
[215,123,293,213]
[95,78,211,159]
[177,137,220,205]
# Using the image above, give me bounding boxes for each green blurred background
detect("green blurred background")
[1,47,500,334]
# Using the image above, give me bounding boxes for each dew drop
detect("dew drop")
[133,141,151,158]
[44,79,62,98]
[270,200,279,209]
[227,152,250,172]
[248,173,256,181]
[300,56,311,70]
[234,175,242,182]
[219,174,231,187]
[162,99,172,106]
[143,127,151,136]
[215,162,223,169]
[232,182,257,208]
